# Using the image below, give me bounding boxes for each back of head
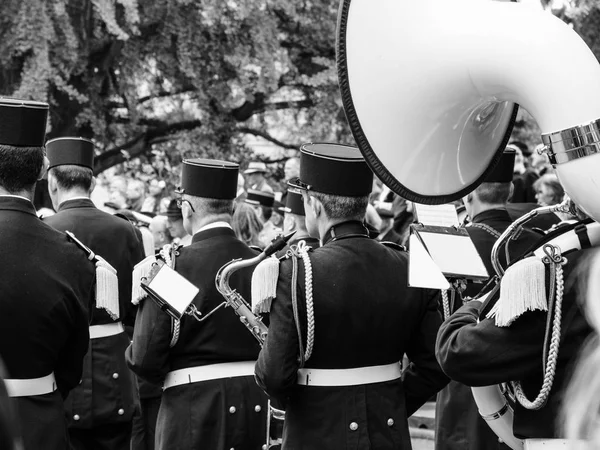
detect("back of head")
[0,99,49,195]
[474,182,512,206]
[49,165,93,192]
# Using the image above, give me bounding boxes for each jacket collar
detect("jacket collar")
[58,197,96,212]
[0,195,38,217]
[471,207,512,225]
[192,226,237,244]
[322,220,370,246]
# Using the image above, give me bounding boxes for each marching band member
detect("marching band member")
[44,137,145,450]
[126,159,268,450]
[0,99,95,450]
[435,149,542,450]
[254,143,449,449]
[436,204,596,440]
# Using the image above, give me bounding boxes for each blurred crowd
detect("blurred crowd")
[33,139,571,254]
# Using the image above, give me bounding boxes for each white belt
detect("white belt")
[89,322,124,339]
[163,361,256,391]
[297,362,402,386]
[4,372,57,398]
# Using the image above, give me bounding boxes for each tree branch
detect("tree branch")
[94,119,202,174]
[237,127,300,150]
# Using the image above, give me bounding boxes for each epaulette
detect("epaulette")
[66,231,120,320]
[251,240,313,314]
[486,244,566,327]
[380,241,407,252]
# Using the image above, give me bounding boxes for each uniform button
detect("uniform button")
[118,408,124,415]
[112,373,119,379]
[229,406,236,414]
[255,405,262,413]
[349,422,358,431]
[73,414,80,421]
[387,418,394,427]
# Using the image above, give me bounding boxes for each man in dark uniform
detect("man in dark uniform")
[434,149,543,450]
[254,143,449,449]
[126,158,268,450]
[278,187,320,256]
[245,188,275,223]
[436,155,595,441]
[0,99,94,450]
[44,137,145,450]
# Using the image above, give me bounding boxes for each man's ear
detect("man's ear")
[508,182,514,202]
[38,156,49,181]
[310,195,323,218]
[47,172,58,195]
[90,176,97,194]
[182,201,194,220]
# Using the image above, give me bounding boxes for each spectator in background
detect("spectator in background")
[141,179,169,215]
[149,215,172,251]
[376,204,405,246]
[165,199,192,246]
[533,173,565,207]
[232,202,263,249]
[283,157,300,182]
[243,162,274,194]
[510,144,539,203]
[530,144,554,176]
[235,173,246,202]
[244,189,275,223]
[127,179,146,212]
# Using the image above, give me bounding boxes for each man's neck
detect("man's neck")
[57,189,90,207]
[191,214,232,235]
[0,186,34,201]
[318,217,350,241]
[470,203,505,220]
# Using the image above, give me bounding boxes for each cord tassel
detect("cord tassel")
[252,256,280,314]
[131,255,156,305]
[487,256,548,327]
[95,256,120,320]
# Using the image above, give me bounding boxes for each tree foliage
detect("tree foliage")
[0,0,599,174]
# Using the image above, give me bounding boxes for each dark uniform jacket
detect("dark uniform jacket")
[505,202,561,233]
[379,228,405,246]
[0,196,94,450]
[435,207,542,450]
[255,221,449,450]
[436,243,594,439]
[44,198,145,428]
[277,235,320,258]
[126,226,268,450]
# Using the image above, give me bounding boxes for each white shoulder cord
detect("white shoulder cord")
[297,241,315,361]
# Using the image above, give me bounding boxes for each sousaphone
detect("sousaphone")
[337,0,600,449]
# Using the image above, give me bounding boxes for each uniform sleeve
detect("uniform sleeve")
[55,269,94,398]
[255,261,301,401]
[402,289,450,416]
[435,301,546,387]
[125,296,173,385]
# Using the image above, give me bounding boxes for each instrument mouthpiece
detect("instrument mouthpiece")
[263,231,297,257]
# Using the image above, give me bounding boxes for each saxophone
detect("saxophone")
[215,232,295,346]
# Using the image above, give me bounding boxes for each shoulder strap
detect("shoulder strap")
[468,222,502,239]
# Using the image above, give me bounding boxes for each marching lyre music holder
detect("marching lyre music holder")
[140,260,202,321]
[408,204,489,290]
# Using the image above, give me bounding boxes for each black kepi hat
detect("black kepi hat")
[484,148,516,183]
[284,189,305,216]
[166,198,182,220]
[290,143,373,197]
[0,98,49,147]
[245,189,275,208]
[46,137,94,169]
[177,158,239,199]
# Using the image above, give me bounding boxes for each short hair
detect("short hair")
[474,182,511,205]
[189,196,235,216]
[533,174,565,204]
[0,145,45,193]
[309,191,369,221]
[50,165,93,191]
